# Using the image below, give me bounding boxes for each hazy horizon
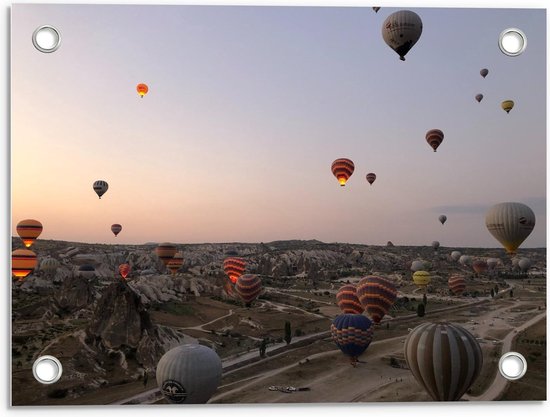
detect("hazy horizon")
[12,5,546,248]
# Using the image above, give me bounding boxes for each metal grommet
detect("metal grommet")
[32,25,61,53]
[498,352,527,380]
[32,355,63,384]
[498,28,527,57]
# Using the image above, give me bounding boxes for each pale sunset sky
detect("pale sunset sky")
[11,4,546,247]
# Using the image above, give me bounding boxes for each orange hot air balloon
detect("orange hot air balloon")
[425,129,444,152]
[331,158,355,186]
[472,260,488,274]
[366,173,376,185]
[119,263,131,280]
[137,83,149,98]
[155,243,177,266]
[111,224,122,237]
[223,257,246,284]
[168,252,184,276]
[336,284,364,315]
[16,219,43,248]
[12,249,38,280]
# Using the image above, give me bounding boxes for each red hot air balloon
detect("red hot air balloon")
[448,275,466,296]
[331,158,355,186]
[480,68,489,78]
[16,219,43,248]
[425,129,444,152]
[356,275,397,324]
[155,243,177,266]
[366,173,376,185]
[111,224,122,237]
[12,249,38,280]
[223,257,246,284]
[119,263,131,280]
[137,83,149,98]
[472,259,488,274]
[235,274,262,306]
[336,284,364,314]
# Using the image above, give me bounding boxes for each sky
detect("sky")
[11,4,546,247]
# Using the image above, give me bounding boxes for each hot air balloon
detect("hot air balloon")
[16,219,43,248]
[404,322,482,401]
[156,344,222,404]
[331,158,355,186]
[485,202,535,255]
[93,180,109,199]
[331,314,374,366]
[480,68,489,78]
[366,173,376,185]
[336,284,364,315]
[410,260,425,272]
[382,10,423,61]
[40,257,60,276]
[372,7,380,13]
[119,263,131,280]
[450,251,461,261]
[356,275,397,324]
[475,94,483,103]
[155,243,177,266]
[412,271,431,288]
[235,274,262,306]
[501,100,514,114]
[12,249,38,280]
[459,255,472,266]
[448,275,466,296]
[111,224,122,237]
[426,129,444,152]
[168,252,184,276]
[432,241,440,250]
[78,264,96,279]
[472,259,488,274]
[223,257,246,284]
[439,215,447,225]
[137,83,149,98]
[518,258,532,272]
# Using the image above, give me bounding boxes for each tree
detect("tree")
[510,290,514,298]
[259,338,267,358]
[284,321,292,345]
[490,289,495,298]
[422,293,428,305]
[417,303,425,317]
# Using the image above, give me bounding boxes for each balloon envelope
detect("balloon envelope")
[366,173,376,185]
[475,94,483,102]
[119,263,131,279]
[93,180,109,199]
[168,253,184,275]
[156,243,177,266]
[432,241,440,250]
[223,257,246,284]
[12,249,38,280]
[235,274,262,305]
[336,284,364,315]
[40,257,60,275]
[485,202,535,254]
[137,83,149,98]
[356,275,397,323]
[382,10,423,61]
[331,158,355,186]
[501,100,514,113]
[111,224,122,237]
[156,344,222,404]
[518,258,532,272]
[472,260,488,274]
[439,215,447,225]
[411,260,425,272]
[404,322,482,401]
[448,275,466,295]
[426,129,444,152]
[412,271,431,287]
[331,314,374,362]
[480,68,489,78]
[78,264,96,279]
[16,219,43,248]
[450,251,461,261]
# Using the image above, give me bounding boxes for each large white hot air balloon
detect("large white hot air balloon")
[382,10,423,61]
[156,344,222,404]
[485,202,535,255]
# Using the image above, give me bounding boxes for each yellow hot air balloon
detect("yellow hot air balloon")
[16,219,43,248]
[137,83,149,98]
[412,270,431,287]
[12,249,38,280]
[501,100,514,114]
[485,202,535,255]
